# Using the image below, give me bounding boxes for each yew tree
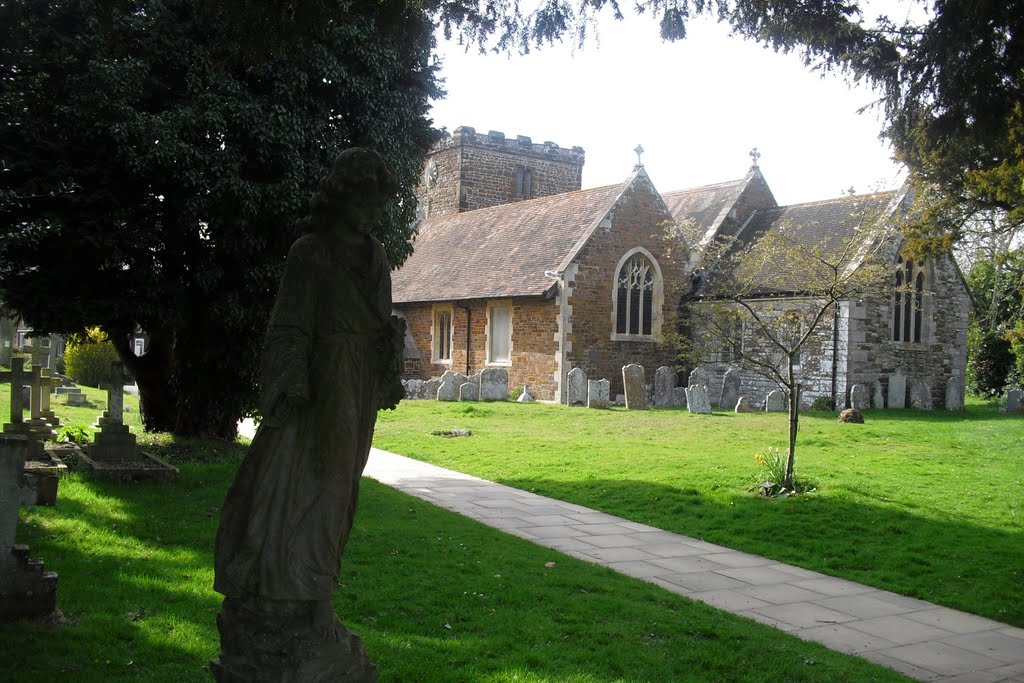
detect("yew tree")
[0,0,440,436]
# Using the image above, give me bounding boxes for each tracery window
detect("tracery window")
[893,257,925,343]
[615,253,655,336]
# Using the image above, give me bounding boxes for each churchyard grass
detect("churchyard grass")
[3,464,908,682]
[374,398,1024,628]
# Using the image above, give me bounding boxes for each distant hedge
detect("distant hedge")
[64,328,119,387]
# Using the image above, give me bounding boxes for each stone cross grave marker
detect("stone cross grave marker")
[0,358,31,434]
[89,361,138,462]
[38,368,62,429]
[26,365,56,440]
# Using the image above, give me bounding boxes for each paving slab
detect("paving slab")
[364,448,1024,681]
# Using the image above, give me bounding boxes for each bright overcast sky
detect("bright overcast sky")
[427,4,918,206]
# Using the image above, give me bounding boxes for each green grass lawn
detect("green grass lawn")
[373,398,1024,628]
[3,464,909,682]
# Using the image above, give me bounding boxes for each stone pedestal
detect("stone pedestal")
[1,435,58,621]
[212,598,377,683]
[89,419,138,462]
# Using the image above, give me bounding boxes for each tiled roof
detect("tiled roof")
[392,182,626,303]
[661,178,748,232]
[718,190,901,294]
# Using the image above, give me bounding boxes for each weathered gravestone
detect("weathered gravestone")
[622,364,647,410]
[873,382,885,409]
[566,368,588,407]
[480,368,509,401]
[437,371,458,402]
[849,384,871,412]
[672,387,688,407]
[945,377,964,411]
[516,386,534,403]
[909,381,933,410]
[684,385,712,414]
[887,373,907,409]
[688,367,710,390]
[423,378,442,401]
[653,367,674,407]
[587,379,610,409]
[402,379,426,400]
[458,380,479,402]
[765,390,787,412]
[0,434,58,620]
[79,361,178,481]
[1005,389,1021,413]
[735,396,754,413]
[720,368,740,412]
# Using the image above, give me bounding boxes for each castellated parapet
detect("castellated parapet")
[416,126,586,219]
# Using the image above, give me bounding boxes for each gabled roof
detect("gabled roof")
[661,177,748,234]
[709,190,904,295]
[392,179,630,304]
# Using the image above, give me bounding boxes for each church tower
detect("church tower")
[415,126,585,219]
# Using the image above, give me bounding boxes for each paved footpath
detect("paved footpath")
[364,448,1024,682]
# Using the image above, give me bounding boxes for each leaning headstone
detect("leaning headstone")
[0,434,59,620]
[849,384,870,411]
[516,386,534,403]
[735,395,754,413]
[888,373,907,409]
[945,377,964,411]
[480,368,509,401]
[1007,389,1021,413]
[566,368,588,407]
[688,367,710,389]
[765,390,787,412]
[622,364,647,410]
[873,382,885,409]
[587,379,610,408]
[909,381,933,410]
[684,385,712,414]
[720,368,740,412]
[436,373,458,402]
[653,367,674,407]
[458,381,479,402]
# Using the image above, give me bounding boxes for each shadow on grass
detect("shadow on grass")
[491,473,1024,629]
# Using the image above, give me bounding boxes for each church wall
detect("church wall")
[563,175,688,398]
[845,253,969,407]
[396,296,560,401]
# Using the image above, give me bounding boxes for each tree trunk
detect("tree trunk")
[110,329,178,433]
[785,360,799,490]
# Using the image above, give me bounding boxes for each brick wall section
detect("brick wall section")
[563,173,689,397]
[415,126,585,219]
[396,296,560,401]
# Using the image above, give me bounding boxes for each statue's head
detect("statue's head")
[302,147,399,234]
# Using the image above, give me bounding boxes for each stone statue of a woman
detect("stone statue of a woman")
[212,148,404,682]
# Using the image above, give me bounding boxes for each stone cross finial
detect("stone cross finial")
[0,358,28,425]
[633,144,645,169]
[749,147,761,168]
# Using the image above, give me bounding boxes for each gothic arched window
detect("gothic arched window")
[612,249,663,339]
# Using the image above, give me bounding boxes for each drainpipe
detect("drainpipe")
[457,302,471,375]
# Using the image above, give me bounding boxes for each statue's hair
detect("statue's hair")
[297,147,399,233]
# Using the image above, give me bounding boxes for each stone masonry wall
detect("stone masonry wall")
[397,296,560,400]
[845,253,969,407]
[415,126,585,219]
[563,173,689,397]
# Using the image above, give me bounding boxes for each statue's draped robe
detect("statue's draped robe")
[214,232,392,602]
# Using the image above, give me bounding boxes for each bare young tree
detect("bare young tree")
[685,197,901,490]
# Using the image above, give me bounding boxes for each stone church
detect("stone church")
[391,126,969,408]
